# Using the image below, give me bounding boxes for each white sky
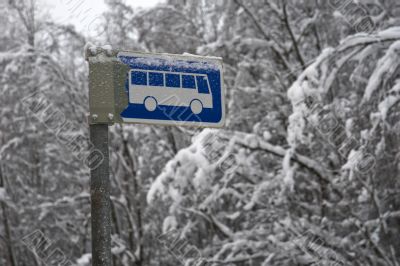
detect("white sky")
[39,0,163,34]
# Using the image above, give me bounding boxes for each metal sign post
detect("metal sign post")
[86,45,116,266]
[89,124,111,266]
[85,44,224,266]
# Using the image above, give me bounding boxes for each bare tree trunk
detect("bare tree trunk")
[111,200,121,266]
[118,125,144,266]
[0,164,17,266]
[120,127,144,266]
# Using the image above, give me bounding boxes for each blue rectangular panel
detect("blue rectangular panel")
[118,52,225,127]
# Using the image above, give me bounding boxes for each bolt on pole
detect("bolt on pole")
[89,123,112,266]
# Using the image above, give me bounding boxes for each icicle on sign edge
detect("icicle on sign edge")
[117,51,225,128]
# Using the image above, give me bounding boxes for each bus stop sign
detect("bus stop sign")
[86,46,225,128]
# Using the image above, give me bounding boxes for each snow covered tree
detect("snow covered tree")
[2,0,400,265]
[146,1,400,265]
[1,0,91,265]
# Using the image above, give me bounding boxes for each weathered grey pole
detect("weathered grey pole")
[89,124,112,266]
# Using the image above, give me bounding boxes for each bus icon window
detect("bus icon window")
[128,69,213,114]
[131,71,147,85]
[148,72,163,86]
[182,75,196,89]
[196,76,210,94]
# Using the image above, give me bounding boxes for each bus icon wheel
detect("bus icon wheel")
[190,99,203,114]
[144,96,157,111]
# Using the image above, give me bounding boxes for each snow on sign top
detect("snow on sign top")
[117,51,225,127]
